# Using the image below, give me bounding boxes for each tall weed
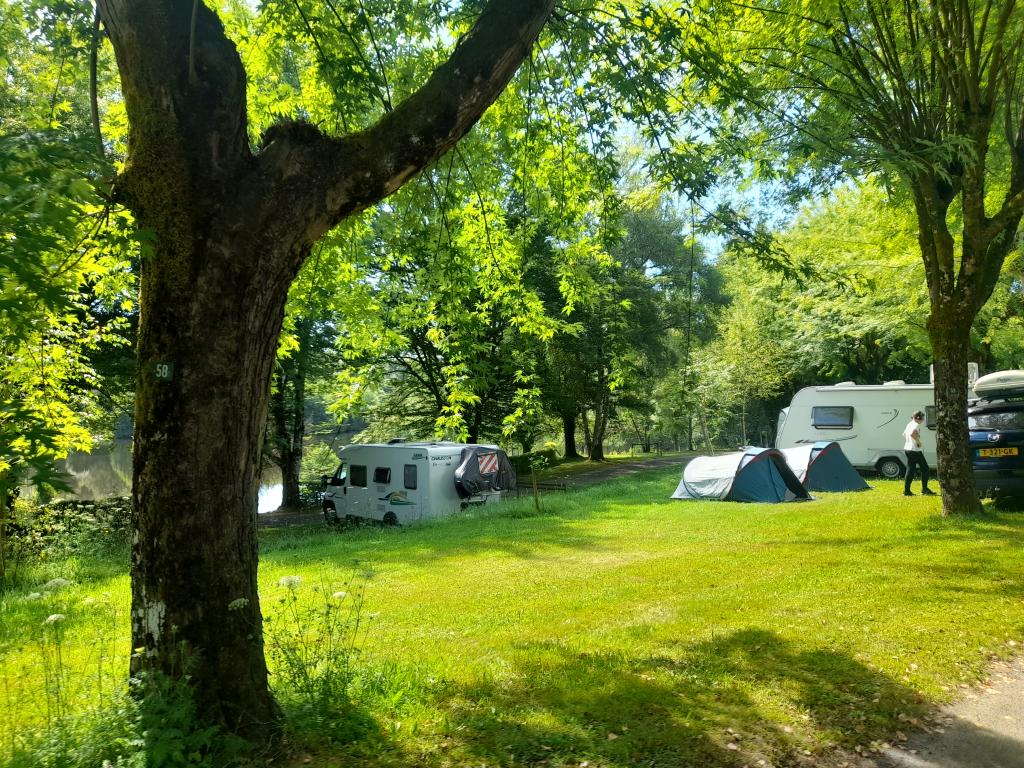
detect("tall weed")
[264,574,374,745]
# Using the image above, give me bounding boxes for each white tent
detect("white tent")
[671,447,811,503]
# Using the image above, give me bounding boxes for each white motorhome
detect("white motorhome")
[775,382,936,478]
[321,441,516,525]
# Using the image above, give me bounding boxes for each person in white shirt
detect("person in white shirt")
[903,410,936,496]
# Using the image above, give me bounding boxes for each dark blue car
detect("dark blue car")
[968,400,1024,499]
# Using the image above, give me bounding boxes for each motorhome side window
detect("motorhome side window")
[404,464,417,490]
[373,467,391,484]
[811,406,854,429]
[925,406,937,430]
[350,465,367,487]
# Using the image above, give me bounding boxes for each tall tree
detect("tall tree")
[94,0,553,738]
[716,0,1024,513]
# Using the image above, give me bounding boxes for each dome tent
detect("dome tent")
[671,447,811,502]
[780,441,869,493]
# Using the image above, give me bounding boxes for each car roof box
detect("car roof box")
[973,370,1024,401]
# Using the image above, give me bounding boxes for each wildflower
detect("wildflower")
[277,575,302,589]
[42,578,72,591]
[332,591,348,600]
[44,614,66,625]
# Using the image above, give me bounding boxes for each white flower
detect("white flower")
[277,575,302,589]
[44,614,65,625]
[42,578,72,592]
[332,591,348,600]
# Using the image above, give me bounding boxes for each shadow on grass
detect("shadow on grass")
[415,628,927,768]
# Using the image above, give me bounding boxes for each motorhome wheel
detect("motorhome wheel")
[323,503,339,523]
[876,457,905,479]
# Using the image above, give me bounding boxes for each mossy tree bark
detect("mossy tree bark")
[96,0,553,739]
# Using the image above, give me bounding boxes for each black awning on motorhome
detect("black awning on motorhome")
[454,446,517,499]
[671,447,811,503]
[780,442,869,492]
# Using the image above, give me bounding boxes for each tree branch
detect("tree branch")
[252,0,554,248]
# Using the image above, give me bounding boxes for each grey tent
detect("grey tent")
[671,447,811,502]
[780,441,869,493]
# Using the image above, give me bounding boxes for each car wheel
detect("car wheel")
[876,457,905,479]
[323,503,339,524]
[993,494,1024,511]
[382,511,398,527]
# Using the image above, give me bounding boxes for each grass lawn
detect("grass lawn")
[2,469,1023,767]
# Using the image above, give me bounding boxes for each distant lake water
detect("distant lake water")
[55,442,285,514]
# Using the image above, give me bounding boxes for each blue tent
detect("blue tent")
[671,447,811,503]
[781,442,869,493]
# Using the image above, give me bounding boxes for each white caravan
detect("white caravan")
[775,382,936,478]
[321,441,516,525]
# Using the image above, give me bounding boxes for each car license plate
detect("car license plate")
[977,447,1020,457]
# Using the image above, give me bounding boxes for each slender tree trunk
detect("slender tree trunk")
[0,474,10,583]
[580,407,593,457]
[467,407,481,444]
[562,412,579,458]
[280,329,308,510]
[590,393,608,462]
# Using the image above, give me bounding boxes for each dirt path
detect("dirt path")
[858,657,1024,768]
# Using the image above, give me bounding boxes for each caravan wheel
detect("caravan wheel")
[876,457,905,479]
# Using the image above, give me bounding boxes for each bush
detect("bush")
[509,449,560,476]
[2,498,131,588]
[7,673,252,768]
[16,498,131,558]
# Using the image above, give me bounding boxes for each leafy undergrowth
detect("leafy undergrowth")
[2,472,1023,767]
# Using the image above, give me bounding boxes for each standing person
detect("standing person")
[903,410,936,496]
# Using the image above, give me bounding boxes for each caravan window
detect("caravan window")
[811,406,853,429]
[350,465,367,487]
[404,464,417,490]
[373,467,391,484]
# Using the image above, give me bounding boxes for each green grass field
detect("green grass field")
[2,469,1023,767]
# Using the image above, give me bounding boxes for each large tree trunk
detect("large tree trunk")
[131,237,290,734]
[98,0,554,741]
[928,306,980,515]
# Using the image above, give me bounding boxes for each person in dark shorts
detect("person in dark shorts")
[902,410,936,496]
